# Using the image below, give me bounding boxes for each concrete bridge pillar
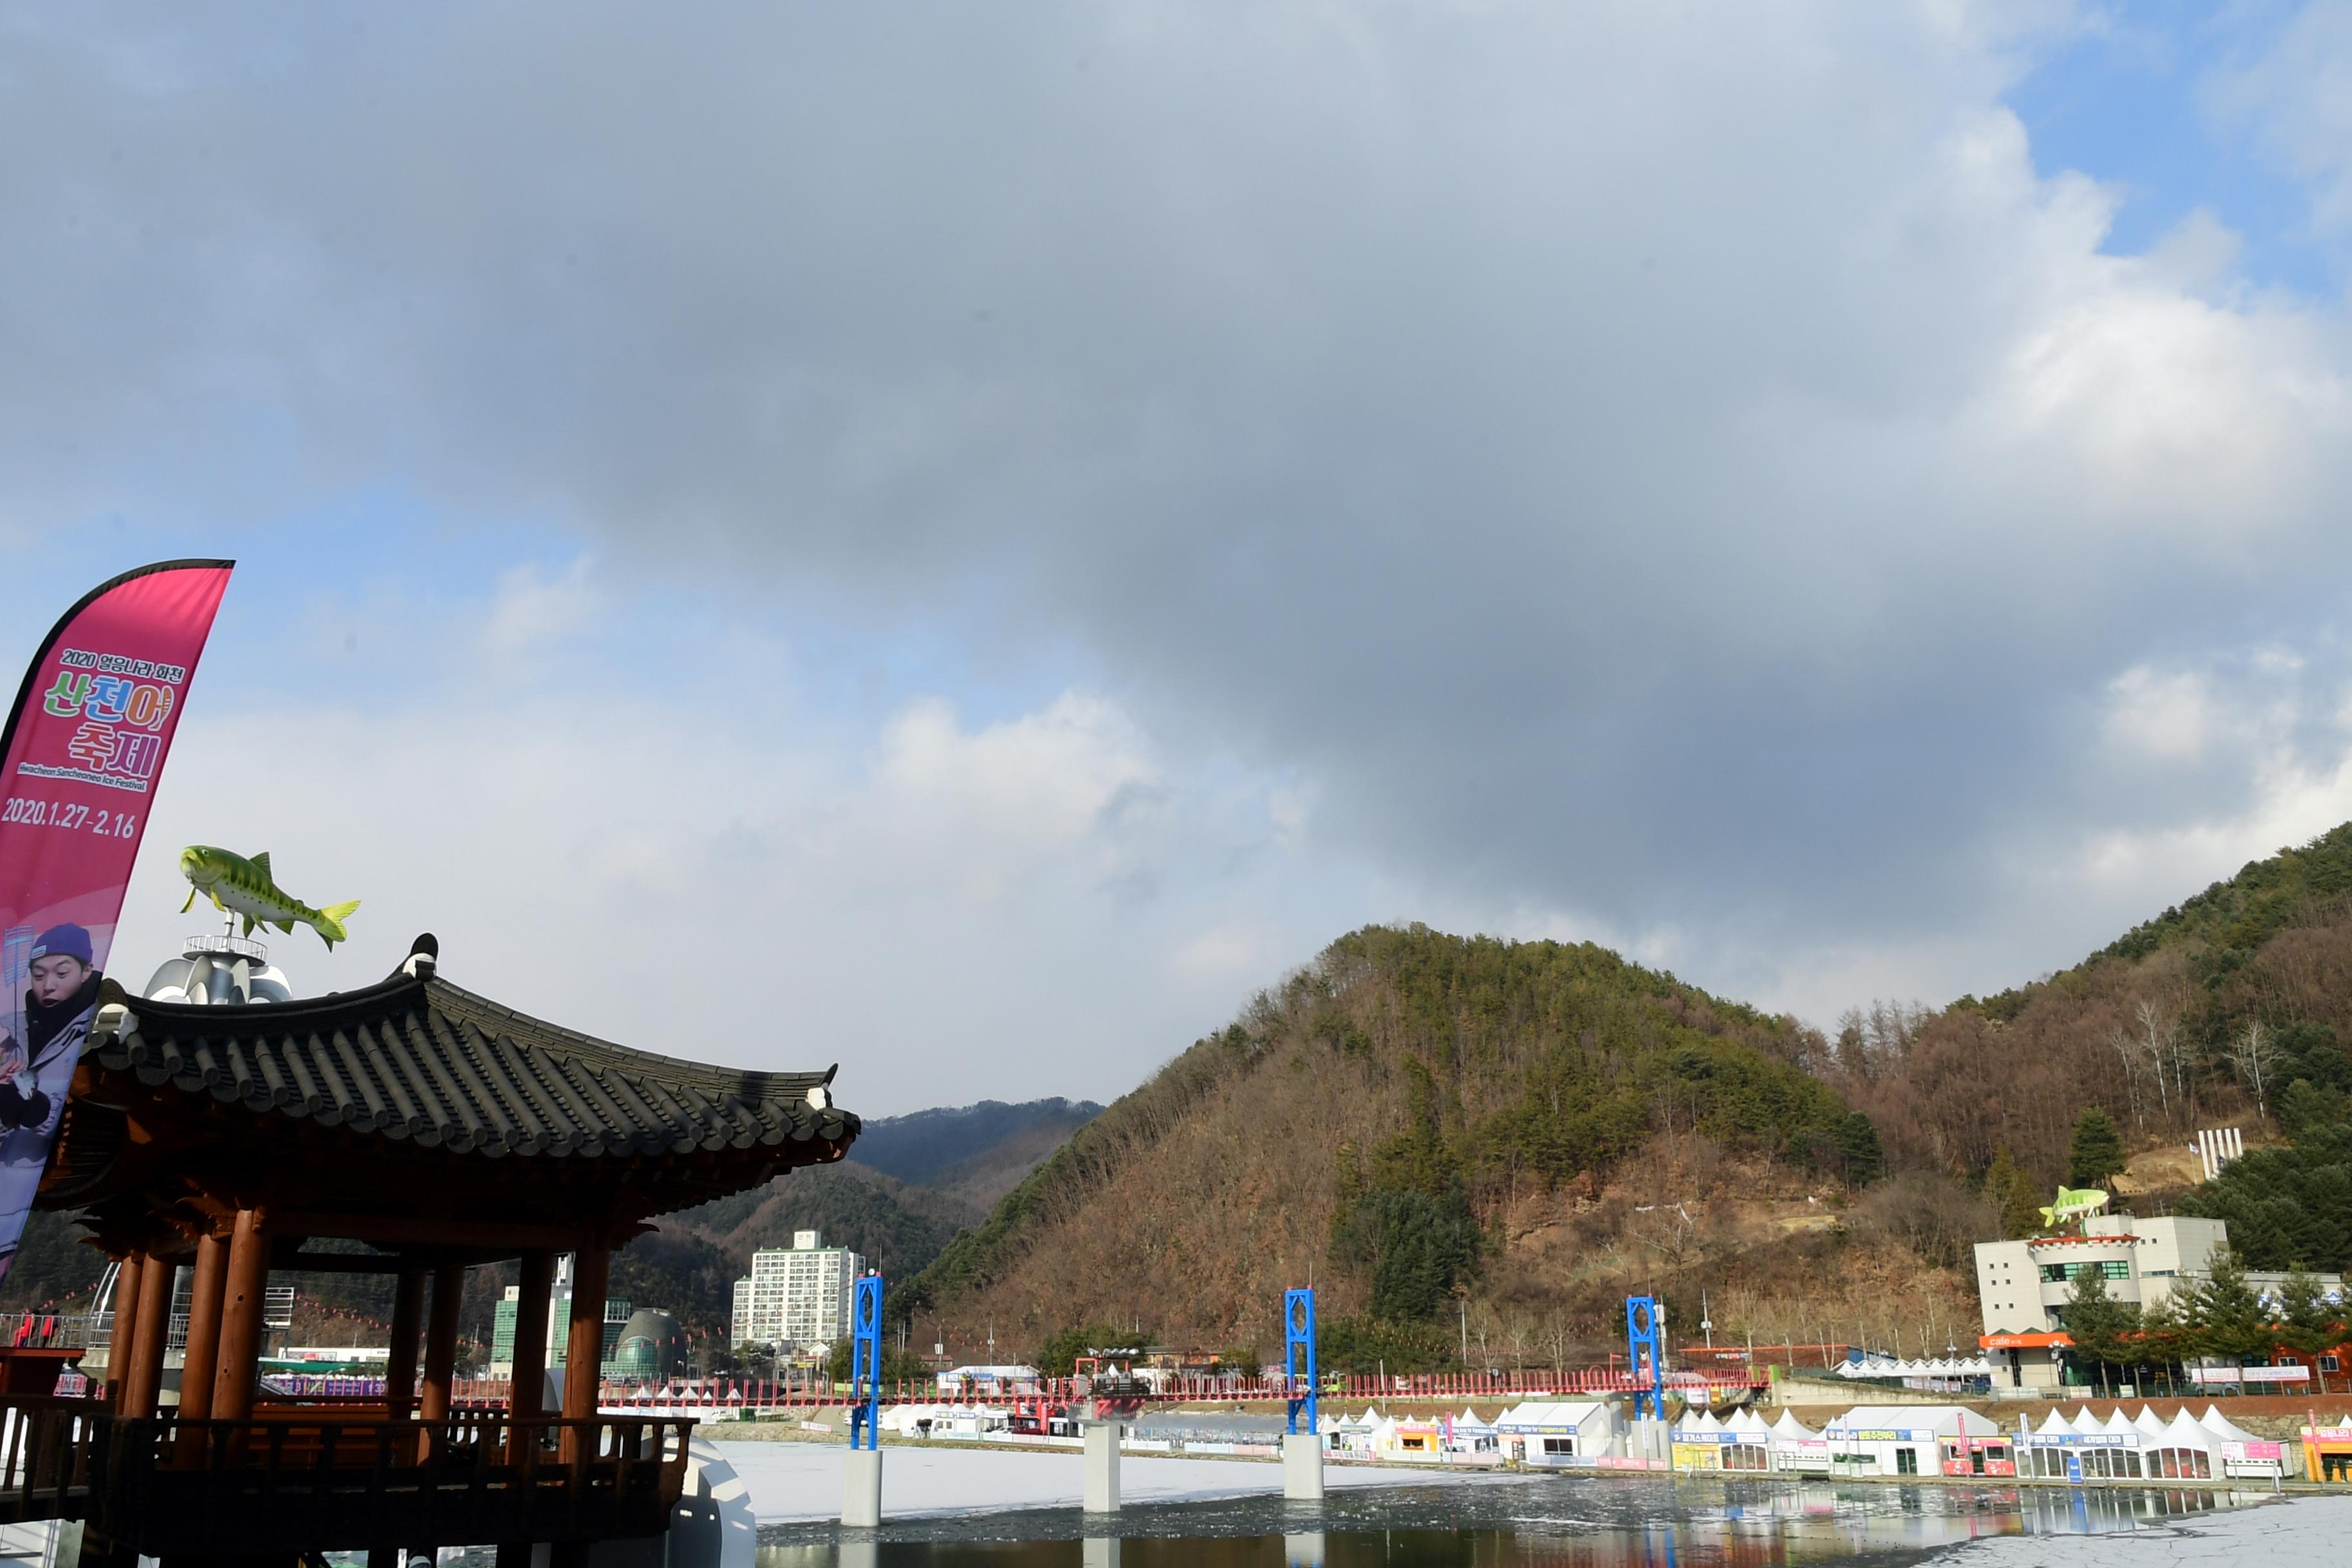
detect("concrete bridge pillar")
[841,1448,884,1527]
[1083,1421,1122,1513]
[1282,1433,1324,1502]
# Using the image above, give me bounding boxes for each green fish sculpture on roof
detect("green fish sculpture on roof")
[177,845,360,950]
[2039,1184,2110,1231]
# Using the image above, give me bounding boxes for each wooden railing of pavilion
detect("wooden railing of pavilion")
[0,1394,104,1524]
[0,1397,694,1556]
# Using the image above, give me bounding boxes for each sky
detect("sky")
[9,1,2352,1115]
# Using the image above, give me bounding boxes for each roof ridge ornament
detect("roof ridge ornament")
[400,933,439,979]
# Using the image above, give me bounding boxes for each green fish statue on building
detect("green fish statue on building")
[177,845,360,950]
[2038,1184,2110,1231]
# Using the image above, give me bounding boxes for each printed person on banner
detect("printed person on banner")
[0,925,101,1280]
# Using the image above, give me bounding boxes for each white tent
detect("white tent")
[2197,1404,2260,1443]
[1821,1405,1997,1478]
[2153,1409,2222,1479]
[1494,1399,1616,1463]
[2197,1404,2284,1478]
[1727,1408,1771,1436]
[1445,1407,1499,1455]
[1836,1353,1994,1380]
[1767,1408,1829,1473]
[1328,1407,1383,1455]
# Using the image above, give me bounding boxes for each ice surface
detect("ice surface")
[1926,1494,2352,1565]
[711,1442,1447,1525]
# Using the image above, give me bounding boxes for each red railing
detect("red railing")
[448,1365,1767,1413]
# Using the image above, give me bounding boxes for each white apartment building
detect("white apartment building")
[730,1230,865,1351]
[1975,1213,2343,1391]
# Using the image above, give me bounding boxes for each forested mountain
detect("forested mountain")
[909,925,1868,1364]
[658,1161,968,1279]
[911,830,2352,1370]
[850,1098,1102,1210]
[1829,825,2352,1189]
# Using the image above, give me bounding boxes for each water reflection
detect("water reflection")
[759,1476,2265,1566]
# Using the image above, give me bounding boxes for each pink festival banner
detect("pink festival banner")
[0,560,233,1280]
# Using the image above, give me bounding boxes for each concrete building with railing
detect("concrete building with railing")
[1975,1213,2344,1391]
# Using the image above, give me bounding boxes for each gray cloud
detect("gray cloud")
[10,1,2352,1017]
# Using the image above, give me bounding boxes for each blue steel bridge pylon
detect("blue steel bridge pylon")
[1625,1294,1665,1420]
[1284,1288,1317,1436]
[848,1273,883,1451]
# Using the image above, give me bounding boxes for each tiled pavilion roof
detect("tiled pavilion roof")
[46,936,858,1257]
[86,970,849,1161]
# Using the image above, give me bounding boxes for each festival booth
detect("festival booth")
[1444,1407,1500,1456]
[2019,1404,2247,1480]
[1767,1409,1830,1474]
[2200,1406,2286,1480]
[1493,1399,1618,1465]
[1328,1407,1384,1457]
[1380,1413,1445,1458]
[2147,1409,2224,1479]
[1820,1405,2003,1478]
[2302,1414,2352,1483]
[2019,1407,2135,1480]
[1670,1408,1727,1471]
[1668,1407,1767,1472]
[1725,1408,1774,1471]
[881,1402,1010,1440]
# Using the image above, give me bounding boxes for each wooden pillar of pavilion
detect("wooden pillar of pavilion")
[119,1251,176,1418]
[418,1262,464,1422]
[102,1251,144,1409]
[210,1206,271,1423]
[384,1266,427,1421]
[559,1243,610,1462]
[174,1231,230,1421]
[509,1249,556,1422]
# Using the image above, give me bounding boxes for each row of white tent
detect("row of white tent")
[2012,1403,2278,1478]
[1663,1402,2280,1479]
[870,1395,2278,1476]
[1322,1406,1509,1457]
[1835,1355,1994,1380]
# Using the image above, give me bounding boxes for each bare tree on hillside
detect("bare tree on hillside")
[1543,1310,1572,1371]
[2132,998,2190,1126]
[2224,1021,2282,1121]
[2107,1023,2150,1128]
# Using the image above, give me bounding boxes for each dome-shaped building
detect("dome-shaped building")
[611,1307,687,1384]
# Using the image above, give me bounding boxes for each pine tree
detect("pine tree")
[2277,1266,2338,1388]
[2068,1108,2126,1188]
[1986,1148,2042,1238]
[2061,1268,2135,1397]
[2135,1292,2184,1393]
[2180,1251,2271,1377]
[1837,1112,1885,1186]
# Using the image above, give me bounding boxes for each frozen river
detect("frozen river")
[712,1440,2352,1564]
[714,1442,1444,1524]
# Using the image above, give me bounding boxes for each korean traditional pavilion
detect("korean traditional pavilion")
[3,933,858,1565]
